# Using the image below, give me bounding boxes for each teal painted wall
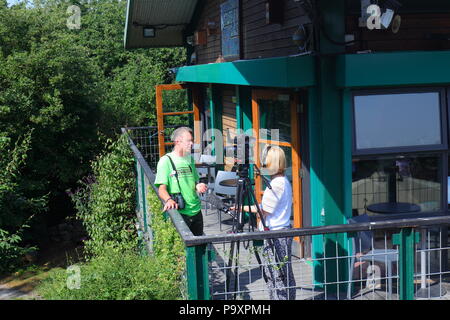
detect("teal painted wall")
[309,0,350,293]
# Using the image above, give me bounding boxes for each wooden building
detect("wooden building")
[124,0,450,285]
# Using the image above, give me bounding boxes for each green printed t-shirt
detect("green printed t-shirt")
[154,152,201,217]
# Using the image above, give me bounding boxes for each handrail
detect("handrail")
[171,213,450,246]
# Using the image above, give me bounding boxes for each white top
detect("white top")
[260,176,292,231]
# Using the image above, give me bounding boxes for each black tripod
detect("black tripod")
[225,164,286,300]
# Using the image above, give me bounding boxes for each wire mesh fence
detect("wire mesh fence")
[124,126,161,171]
[204,224,450,300]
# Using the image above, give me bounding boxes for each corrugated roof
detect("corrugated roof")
[124,0,199,49]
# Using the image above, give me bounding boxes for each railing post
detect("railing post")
[185,244,210,300]
[393,228,420,300]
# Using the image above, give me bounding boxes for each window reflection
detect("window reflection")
[258,98,291,142]
[354,92,441,150]
[352,154,441,216]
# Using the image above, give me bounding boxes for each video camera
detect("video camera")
[223,133,255,178]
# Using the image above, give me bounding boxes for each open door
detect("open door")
[156,84,202,157]
[252,89,303,239]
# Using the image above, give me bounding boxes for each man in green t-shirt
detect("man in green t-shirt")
[154,127,207,236]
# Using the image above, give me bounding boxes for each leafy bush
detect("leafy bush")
[0,131,45,274]
[37,246,183,300]
[69,134,136,258]
[39,134,187,299]
[0,226,35,275]
[147,187,186,296]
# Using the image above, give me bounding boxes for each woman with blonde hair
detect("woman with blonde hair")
[233,145,296,299]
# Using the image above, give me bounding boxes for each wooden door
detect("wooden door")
[251,89,303,233]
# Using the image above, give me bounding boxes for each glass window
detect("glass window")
[258,97,291,143]
[354,92,442,151]
[352,154,442,216]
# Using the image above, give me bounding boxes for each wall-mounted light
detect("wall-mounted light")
[143,26,155,38]
[391,14,401,34]
[292,24,311,51]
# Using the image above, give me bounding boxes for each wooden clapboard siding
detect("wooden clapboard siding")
[242,0,308,59]
[196,0,222,65]
[194,0,309,64]
[345,13,450,53]
[241,0,307,59]
[221,85,237,170]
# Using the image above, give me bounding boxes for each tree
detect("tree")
[0,0,187,258]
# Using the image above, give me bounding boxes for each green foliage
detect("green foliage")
[39,135,186,300]
[0,131,45,274]
[0,1,186,220]
[0,0,188,282]
[147,188,186,295]
[37,246,183,300]
[70,134,136,258]
[0,227,33,275]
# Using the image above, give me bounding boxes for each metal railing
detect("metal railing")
[123,126,450,300]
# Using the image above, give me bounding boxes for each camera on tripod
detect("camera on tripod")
[223,133,255,177]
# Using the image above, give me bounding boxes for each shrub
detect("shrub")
[0,226,36,275]
[147,187,186,296]
[0,131,45,274]
[40,134,186,299]
[37,246,183,300]
[69,134,136,258]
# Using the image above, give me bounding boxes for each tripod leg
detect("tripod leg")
[236,180,246,232]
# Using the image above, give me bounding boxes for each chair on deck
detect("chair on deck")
[347,214,398,300]
[197,166,216,215]
[214,170,238,231]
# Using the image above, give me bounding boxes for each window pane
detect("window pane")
[352,154,441,216]
[354,92,441,150]
[258,97,291,143]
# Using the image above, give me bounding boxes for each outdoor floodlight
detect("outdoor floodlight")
[143,26,155,38]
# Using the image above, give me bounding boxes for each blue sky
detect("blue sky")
[6,0,21,6]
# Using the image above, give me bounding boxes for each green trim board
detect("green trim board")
[176,55,316,88]
[342,88,353,222]
[309,0,349,292]
[337,50,450,88]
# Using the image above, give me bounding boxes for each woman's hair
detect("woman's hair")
[264,145,286,175]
